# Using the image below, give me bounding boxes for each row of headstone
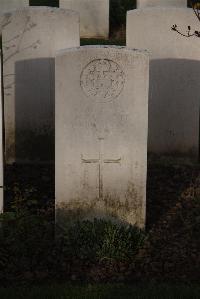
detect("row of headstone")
[55,0,199,228]
[1,1,199,163]
[0,0,109,39]
[2,7,149,227]
[0,5,149,228]
[128,0,200,159]
[0,0,199,228]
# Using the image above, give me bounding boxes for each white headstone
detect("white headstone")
[127,8,200,159]
[60,0,109,38]
[137,0,187,8]
[0,0,29,14]
[2,7,80,163]
[55,46,149,228]
[0,55,3,213]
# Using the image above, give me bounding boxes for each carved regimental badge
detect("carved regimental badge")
[80,59,125,101]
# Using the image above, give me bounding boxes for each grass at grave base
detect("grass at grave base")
[0,283,200,299]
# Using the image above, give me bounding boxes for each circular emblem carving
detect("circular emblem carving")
[80,59,125,101]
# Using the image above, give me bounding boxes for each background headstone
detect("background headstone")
[55,46,149,228]
[127,7,200,159]
[60,0,109,38]
[2,7,80,164]
[0,55,3,213]
[137,0,187,8]
[0,0,29,14]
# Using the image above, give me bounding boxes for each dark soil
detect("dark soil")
[135,157,200,283]
[82,157,200,283]
[3,156,200,283]
[4,163,54,212]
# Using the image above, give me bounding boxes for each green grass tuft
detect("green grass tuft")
[0,283,200,299]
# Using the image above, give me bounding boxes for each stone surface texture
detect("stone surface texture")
[60,0,109,38]
[55,46,149,228]
[127,8,200,158]
[2,7,80,163]
[0,0,29,15]
[137,0,187,8]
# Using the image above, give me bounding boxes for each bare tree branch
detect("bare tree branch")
[171,1,200,38]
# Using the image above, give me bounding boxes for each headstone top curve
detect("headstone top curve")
[0,0,29,16]
[56,45,149,58]
[137,0,187,9]
[2,6,79,16]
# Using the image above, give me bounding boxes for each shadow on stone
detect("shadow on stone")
[148,59,200,159]
[15,58,55,163]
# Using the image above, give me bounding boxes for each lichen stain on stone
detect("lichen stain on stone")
[102,182,143,226]
[56,182,144,229]
[125,182,143,210]
[1,14,12,29]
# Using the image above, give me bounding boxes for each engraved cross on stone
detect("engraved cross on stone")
[81,138,121,199]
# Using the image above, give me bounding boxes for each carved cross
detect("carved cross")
[81,138,121,199]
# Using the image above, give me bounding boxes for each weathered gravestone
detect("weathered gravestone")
[55,46,149,228]
[59,0,109,38]
[2,7,80,164]
[127,4,200,159]
[137,0,187,8]
[0,0,29,15]
[0,56,3,213]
